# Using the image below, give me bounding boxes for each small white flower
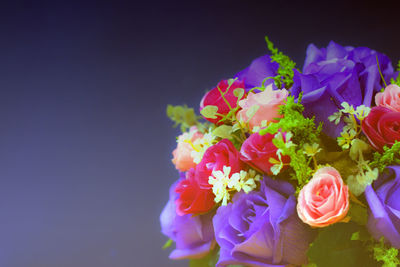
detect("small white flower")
[303,143,322,157]
[191,132,216,164]
[208,166,232,206]
[355,105,371,120]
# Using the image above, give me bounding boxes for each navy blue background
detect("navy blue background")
[0,1,398,266]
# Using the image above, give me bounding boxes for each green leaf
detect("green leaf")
[307,222,375,267]
[162,239,173,250]
[233,88,245,100]
[166,104,201,132]
[212,125,232,139]
[200,105,219,119]
[351,232,360,241]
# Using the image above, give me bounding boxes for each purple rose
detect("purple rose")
[235,55,279,91]
[365,166,400,248]
[291,41,395,137]
[160,176,216,259]
[213,177,314,267]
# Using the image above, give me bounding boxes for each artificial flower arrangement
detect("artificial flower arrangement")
[160,37,400,267]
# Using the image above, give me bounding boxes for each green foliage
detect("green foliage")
[261,95,321,146]
[259,95,322,189]
[212,125,233,139]
[307,222,375,267]
[370,141,400,172]
[391,60,400,86]
[390,60,400,86]
[162,239,173,250]
[265,36,297,89]
[166,104,204,132]
[370,238,400,267]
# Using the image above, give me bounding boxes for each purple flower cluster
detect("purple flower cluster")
[213,177,314,266]
[160,40,400,266]
[292,41,395,137]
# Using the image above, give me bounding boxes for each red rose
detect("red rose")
[196,139,245,182]
[240,132,290,174]
[200,79,245,124]
[175,168,215,216]
[362,106,400,152]
[175,139,245,215]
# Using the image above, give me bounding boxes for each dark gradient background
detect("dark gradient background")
[0,1,399,266]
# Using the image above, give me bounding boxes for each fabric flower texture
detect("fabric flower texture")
[297,167,349,227]
[161,178,216,259]
[237,84,288,130]
[213,177,314,267]
[162,37,400,267]
[365,166,400,248]
[361,106,400,152]
[200,79,246,124]
[291,41,395,137]
[240,131,290,174]
[375,84,400,112]
[172,127,204,172]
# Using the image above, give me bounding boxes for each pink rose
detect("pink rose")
[237,84,288,130]
[172,127,204,172]
[200,79,245,124]
[240,132,290,174]
[375,84,400,112]
[297,167,349,227]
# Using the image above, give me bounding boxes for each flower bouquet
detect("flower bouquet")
[160,37,400,267]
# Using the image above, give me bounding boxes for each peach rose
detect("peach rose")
[297,167,349,227]
[172,127,203,172]
[237,84,288,130]
[375,84,400,112]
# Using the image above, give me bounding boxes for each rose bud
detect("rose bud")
[200,79,245,124]
[361,106,400,152]
[297,167,349,227]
